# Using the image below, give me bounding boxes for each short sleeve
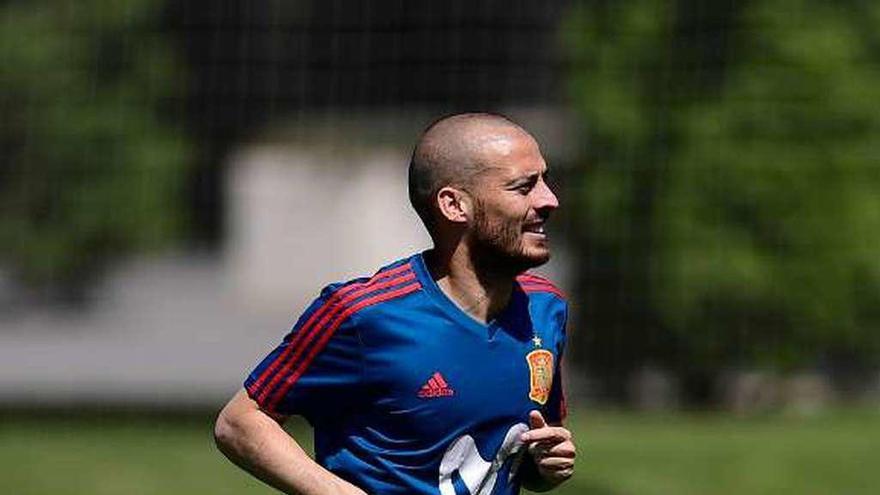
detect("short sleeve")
[244,285,363,422]
[543,303,568,424]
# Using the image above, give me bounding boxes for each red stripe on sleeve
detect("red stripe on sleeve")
[516,274,566,299]
[249,263,413,397]
[516,273,547,283]
[249,265,412,399]
[520,282,566,299]
[255,270,416,405]
[267,281,421,410]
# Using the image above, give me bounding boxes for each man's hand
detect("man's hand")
[520,410,576,488]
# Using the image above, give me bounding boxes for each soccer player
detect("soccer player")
[214,113,577,494]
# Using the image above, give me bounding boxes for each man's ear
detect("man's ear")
[436,186,472,224]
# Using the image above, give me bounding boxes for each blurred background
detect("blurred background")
[1,1,878,494]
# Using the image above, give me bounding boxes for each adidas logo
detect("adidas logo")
[418,372,455,398]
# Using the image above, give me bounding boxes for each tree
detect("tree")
[0,1,190,299]
[565,0,880,400]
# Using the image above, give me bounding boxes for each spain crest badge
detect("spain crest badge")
[526,349,554,405]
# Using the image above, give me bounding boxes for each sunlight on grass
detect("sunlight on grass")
[1,409,877,495]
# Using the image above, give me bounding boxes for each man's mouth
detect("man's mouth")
[523,222,547,236]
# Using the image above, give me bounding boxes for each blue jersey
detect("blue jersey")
[245,252,568,495]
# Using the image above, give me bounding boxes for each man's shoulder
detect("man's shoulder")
[311,254,424,321]
[516,272,568,337]
[515,271,567,302]
[319,255,417,294]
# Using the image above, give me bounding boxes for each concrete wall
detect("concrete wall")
[0,145,430,407]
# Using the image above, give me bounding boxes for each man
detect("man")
[214,113,577,494]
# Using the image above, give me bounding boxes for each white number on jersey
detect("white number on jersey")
[438,423,529,495]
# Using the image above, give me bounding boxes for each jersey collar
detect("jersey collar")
[412,251,526,337]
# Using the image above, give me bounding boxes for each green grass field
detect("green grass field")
[1,408,877,494]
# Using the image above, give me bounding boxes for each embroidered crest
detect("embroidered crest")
[526,349,554,405]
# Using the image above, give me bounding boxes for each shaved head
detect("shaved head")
[408,113,530,234]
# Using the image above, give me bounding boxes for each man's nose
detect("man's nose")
[535,179,559,211]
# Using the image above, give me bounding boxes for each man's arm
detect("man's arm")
[213,389,367,495]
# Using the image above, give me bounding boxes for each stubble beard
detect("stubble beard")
[469,203,550,277]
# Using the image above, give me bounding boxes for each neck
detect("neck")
[426,244,515,324]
